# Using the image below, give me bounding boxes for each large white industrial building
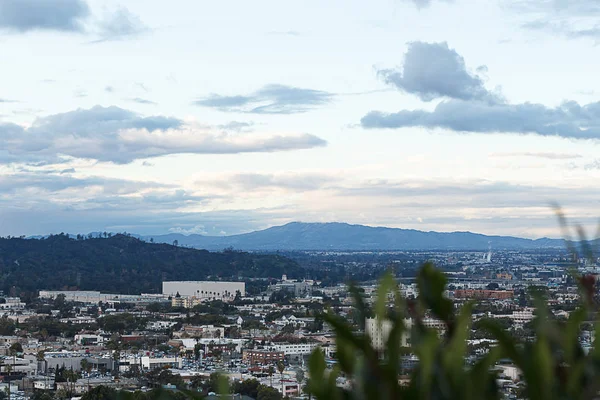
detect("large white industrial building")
[162,281,245,300]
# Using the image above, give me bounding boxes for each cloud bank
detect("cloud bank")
[0,105,327,164]
[363,41,600,140]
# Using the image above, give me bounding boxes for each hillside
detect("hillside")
[0,234,303,296]
[141,222,567,251]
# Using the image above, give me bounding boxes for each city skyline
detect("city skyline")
[2,0,600,238]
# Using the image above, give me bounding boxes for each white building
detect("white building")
[74,334,107,345]
[365,317,444,350]
[511,308,534,325]
[141,356,183,370]
[162,281,245,300]
[147,321,178,331]
[0,297,25,310]
[495,364,521,381]
[271,342,319,356]
[365,318,411,350]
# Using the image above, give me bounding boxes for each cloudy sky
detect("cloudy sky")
[1,0,600,238]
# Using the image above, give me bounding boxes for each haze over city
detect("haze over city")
[2,0,600,238]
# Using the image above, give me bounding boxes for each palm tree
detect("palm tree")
[277,361,285,395]
[131,347,140,379]
[65,368,78,397]
[5,364,12,397]
[268,365,275,388]
[80,358,92,392]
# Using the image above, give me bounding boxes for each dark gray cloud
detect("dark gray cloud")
[361,99,600,139]
[93,7,148,43]
[194,84,334,114]
[105,86,115,93]
[378,42,495,102]
[0,105,327,164]
[0,98,17,103]
[0,0,90,32]
[130,97,157,105]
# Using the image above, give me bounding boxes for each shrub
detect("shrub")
[308,233,600,400]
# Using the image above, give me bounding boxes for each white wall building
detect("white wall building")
[511,308,534,325]
[141,356,183,370]
[366,318,411,350]
[162,281,245,300]
[147,321,178,331]
[271,342,319,356]
[74,334,107,345]
[365,317,444,350]
[0,297,25,310]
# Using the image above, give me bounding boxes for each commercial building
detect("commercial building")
[171,295,202,309]
[242,350,284,365]
[454,289,513,300]
[0,297,25,311]
[162,281,245,301]
[365,318,412,350]
[365,317,445,351]
[271,342,319,356]
[141,356,183,370]
[38,291,169,305]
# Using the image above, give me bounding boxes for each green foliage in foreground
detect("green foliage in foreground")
[308,261,600,400]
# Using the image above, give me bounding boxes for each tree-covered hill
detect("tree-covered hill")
[0,234,303,296]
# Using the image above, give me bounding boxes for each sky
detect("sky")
[1,0,600,238]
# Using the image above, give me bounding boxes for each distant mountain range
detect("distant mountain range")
[133,222,569,251]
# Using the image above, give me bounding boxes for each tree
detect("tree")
[9,342,23,356]
[63,369,79,397]
[234,290,242,304]
[81,359,92,392]
[267,365,275,388]
[257,385,282,400]
[30,391,53,400]
[233,379,260,398]
[296,369,305,389]
[146,369,185,389]
[53,294,66,310]
[81,385,118,400]
[207,372,229,393]
[277,361,285,394]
